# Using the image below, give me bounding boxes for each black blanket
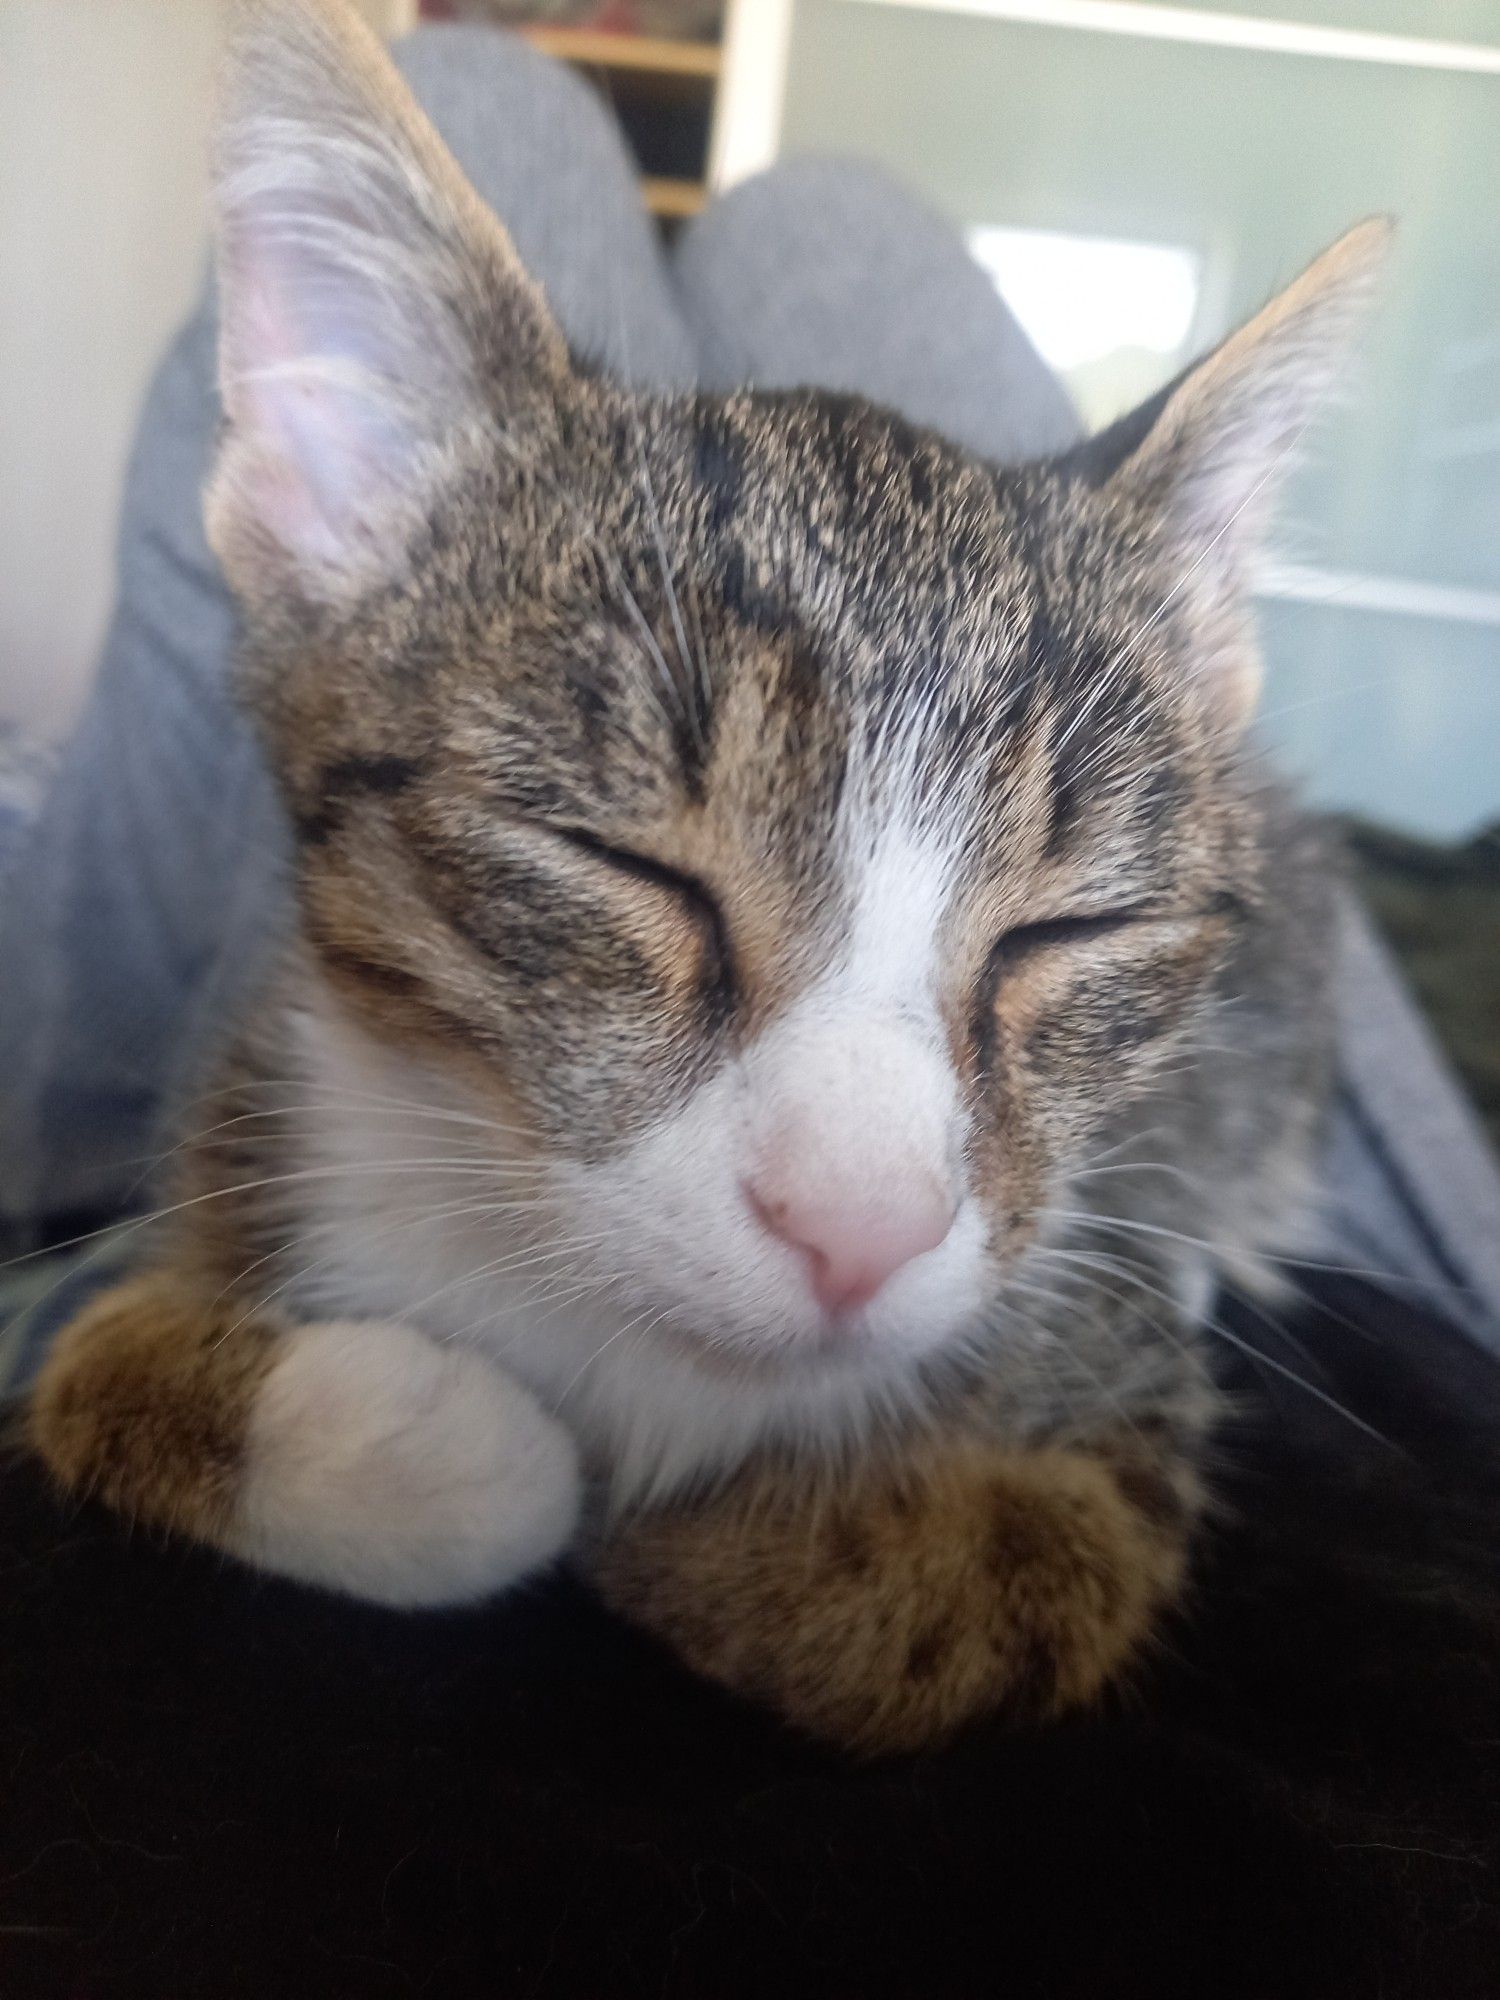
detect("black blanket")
[2,1277,1498,2000]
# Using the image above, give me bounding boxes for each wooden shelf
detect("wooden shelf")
[641,174,707,219]
[520,27,720,83]
[502,25,721,228]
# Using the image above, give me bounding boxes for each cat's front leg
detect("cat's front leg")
[591,1431,1199,1754]
[29,1272,581,1606]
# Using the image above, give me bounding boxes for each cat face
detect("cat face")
[209,0,1384,1377]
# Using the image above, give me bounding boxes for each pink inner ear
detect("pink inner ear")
[1175,404,1292,560]
[224,231,418,577]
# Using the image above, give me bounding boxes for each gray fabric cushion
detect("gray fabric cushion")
[1320,900,1500,1349]
[0,299,276,1229]
[674,156,1080,462]
[0,725,53,890]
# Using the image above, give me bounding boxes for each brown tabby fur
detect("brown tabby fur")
[594,1434,1197,1754]
[32,1274,281,1544]
[29,0,1383,1751]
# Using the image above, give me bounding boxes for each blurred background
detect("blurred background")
[3,0,1497,842]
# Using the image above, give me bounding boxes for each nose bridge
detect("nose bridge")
[747,1009,961,1315]
[756,1011,956,1202]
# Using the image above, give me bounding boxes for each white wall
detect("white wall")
[0,0,403,740]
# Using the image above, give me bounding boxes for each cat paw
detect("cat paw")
[232,1320,581,1607]
[594,1441,1193,1754]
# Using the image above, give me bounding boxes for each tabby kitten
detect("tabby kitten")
[31,0,1385,1752]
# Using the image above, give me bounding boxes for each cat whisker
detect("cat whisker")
[610,565,692,734]
[1199,1312,1395,1446]
[0,1157,570,1293]
[991,1268,1161,1436]
[684,576,715,728]
[434,1266,627,1356]
[1040,1204,1462,1311]
[302,1233,612,1349]
[1054,413,1318,775]
[170,1073,538,1132]
[555,1302,667,1404]
[1025,1233,1391,1446]
[208,1192,594,1342]
[1065,1160,1198,1193]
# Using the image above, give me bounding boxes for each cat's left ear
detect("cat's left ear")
[206,0,573,610]
[1084,218,1391,714]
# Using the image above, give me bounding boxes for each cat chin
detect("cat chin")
[556,1324,943,1514]
[632,1306,953,1392]
[636,1312,872,1382]
[282,984,986,1500]
[518,1279,991,1511]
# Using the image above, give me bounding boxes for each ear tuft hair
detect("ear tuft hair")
[1089,219,1391,727]
[207,0,569,605]
[1109,218,1392,568]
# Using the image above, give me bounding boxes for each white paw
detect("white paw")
[231,1320,581,1608]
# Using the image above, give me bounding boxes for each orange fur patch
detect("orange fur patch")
[29,1273,282,1542]
[591,1434,1195,1754]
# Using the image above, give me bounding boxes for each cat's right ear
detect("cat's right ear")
[1070,218,1389,725]
[1079,220,1390,568]
[206,0,571,609]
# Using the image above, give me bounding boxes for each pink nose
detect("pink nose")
[747,1178,956,1317]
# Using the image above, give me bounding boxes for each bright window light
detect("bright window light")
[966,226,1201,374]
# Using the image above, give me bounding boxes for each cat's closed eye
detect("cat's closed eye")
[974,904,1236,1066]
[987,909,1152,975]
[987,894,1243,983]
[545,825,737,1018]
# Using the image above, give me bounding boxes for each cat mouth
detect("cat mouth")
[645,1307,879,1384]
